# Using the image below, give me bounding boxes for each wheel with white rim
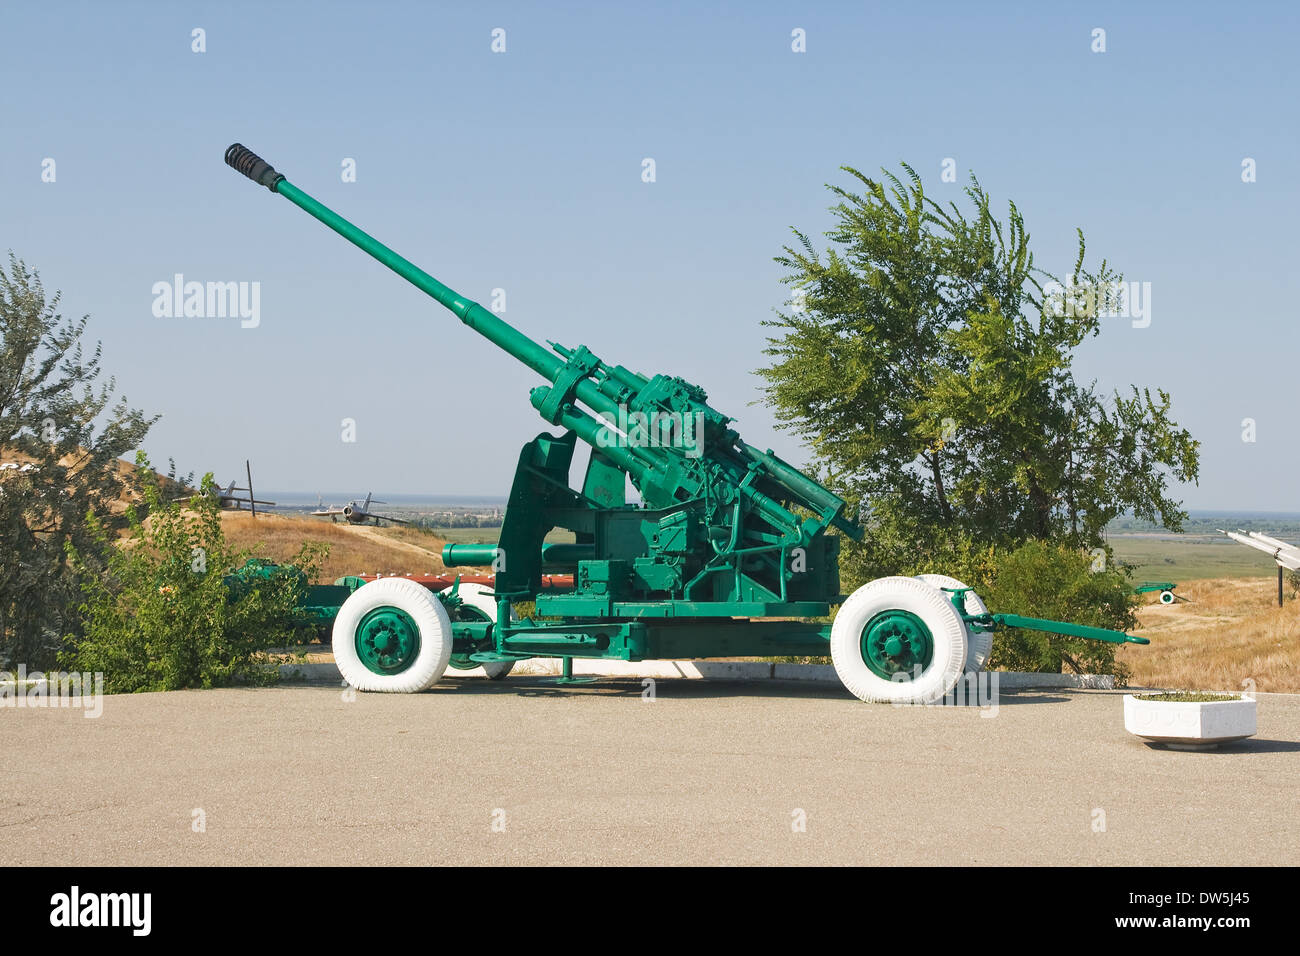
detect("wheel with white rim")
[1159,590,1176,605]
[914,573,993,673]
[441,582,517,680]
[332,577,452,692]
[831,576,968,704]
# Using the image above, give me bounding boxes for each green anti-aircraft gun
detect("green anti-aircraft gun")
[224,144,1148,703]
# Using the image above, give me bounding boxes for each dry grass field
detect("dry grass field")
[1121,577,1299,694]
[218,512,449,582]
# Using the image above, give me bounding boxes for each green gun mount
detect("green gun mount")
[225,144,1148,703]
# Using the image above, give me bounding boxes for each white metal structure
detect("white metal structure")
[1220,529,1300,606]
[1220,529,1300,571]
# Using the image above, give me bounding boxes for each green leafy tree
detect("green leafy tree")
[62,458,327,693]
[761,164,1198,567]
[759,165,1200,673]
[0,255,156,668]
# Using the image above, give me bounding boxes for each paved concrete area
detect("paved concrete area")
[282,657,1118,689]
[2,680,1297,865]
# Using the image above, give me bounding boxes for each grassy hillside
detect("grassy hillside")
[219,512,450,582]
[0,448,185,515]
[1107,533,1284,582]
[1120,577,1298,693]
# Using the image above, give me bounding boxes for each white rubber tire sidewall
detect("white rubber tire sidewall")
[333,577,452,693]
[832,576,967,703]
[915,573,993,673]
[440,582,517,680]
[1159,590,1175,605]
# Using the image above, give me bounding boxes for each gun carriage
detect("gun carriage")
[225,144,1147,702]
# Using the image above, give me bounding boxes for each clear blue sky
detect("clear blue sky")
[3,1,1297,509]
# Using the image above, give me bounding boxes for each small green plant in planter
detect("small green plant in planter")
[1124,690,1257,750]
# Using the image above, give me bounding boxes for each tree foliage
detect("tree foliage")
[0,255,156,668]
[760,164,1199,562]
[982,540,1136,681]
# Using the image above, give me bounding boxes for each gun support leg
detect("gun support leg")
[551,655,597,686]
[989,613,1149,645]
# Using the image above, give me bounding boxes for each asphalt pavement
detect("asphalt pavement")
[3,679,1297,865]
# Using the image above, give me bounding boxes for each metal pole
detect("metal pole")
[246,460,257,520]
[1279,564,1284,608]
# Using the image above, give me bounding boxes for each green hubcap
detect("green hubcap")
[861,610,934,681]
[355,606,421,675]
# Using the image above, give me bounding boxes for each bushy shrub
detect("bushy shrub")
[61,459,326,693]
[982,540,1136,683]
[840,510,998,595]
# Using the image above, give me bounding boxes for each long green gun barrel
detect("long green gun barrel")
[224,144,565,381]
[224,144,862,563]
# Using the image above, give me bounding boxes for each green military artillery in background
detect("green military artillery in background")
[1132,581,1183,605]
[224,144,1148,703]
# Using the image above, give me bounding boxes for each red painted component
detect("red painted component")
[354,572,574,591]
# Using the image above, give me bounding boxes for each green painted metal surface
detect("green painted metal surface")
[1133,581,1177,594]
[444,587,493,672]
[938,584,1146,645]
[355,606,422,674]
[990,613,1149,645]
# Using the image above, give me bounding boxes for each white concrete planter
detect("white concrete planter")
[1123,694,1257,750]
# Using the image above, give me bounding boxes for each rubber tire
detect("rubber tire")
[1159,590,1175,605]
[831,576,968,704]
[440,582,516,680]
[333,577,452,693]
[915,573,993,673]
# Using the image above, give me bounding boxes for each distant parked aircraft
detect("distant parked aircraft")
[310,492,409,526]
[175,460,275,513]
[176,480,275,510]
